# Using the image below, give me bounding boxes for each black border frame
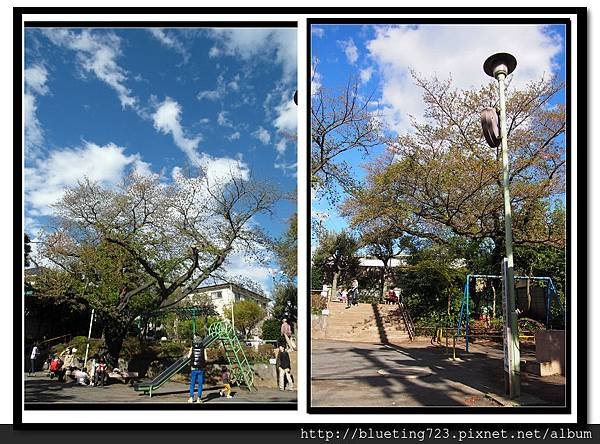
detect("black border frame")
[13,5,588,430]
[306,10,586,421]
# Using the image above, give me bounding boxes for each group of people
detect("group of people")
[338,279,359,309]
[29,343,112,387]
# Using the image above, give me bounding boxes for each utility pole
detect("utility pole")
[482,52,521,398]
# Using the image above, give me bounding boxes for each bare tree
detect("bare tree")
[311,74,382,199]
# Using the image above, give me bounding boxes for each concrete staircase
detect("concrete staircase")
[314,301,412,343]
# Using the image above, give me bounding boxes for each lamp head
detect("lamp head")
[483,52,517,78]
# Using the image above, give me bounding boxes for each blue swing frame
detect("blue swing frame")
[456,274,564,352]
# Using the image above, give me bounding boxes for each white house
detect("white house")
[186,282,270,317]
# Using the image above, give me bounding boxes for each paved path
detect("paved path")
[25,374,296,405]
[311,339,565,408]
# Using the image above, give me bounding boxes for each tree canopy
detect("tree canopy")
[343,75,566,264]
[35,171,280,359]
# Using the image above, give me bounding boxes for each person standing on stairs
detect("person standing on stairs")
[346,279,359,308]
[187,335,207,403]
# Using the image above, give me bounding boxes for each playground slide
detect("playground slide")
[134,334,217,396]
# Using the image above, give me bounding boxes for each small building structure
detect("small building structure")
[185,282,270,317]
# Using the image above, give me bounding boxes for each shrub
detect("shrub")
[261,319,281,342]
[311,293,327,314]
[156,340,187,358]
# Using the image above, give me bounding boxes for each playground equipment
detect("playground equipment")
[456,274,564,352]
[133,311,255,397]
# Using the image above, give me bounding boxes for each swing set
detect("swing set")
[456,274,565,352]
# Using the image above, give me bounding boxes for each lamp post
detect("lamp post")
[482,52,520,398]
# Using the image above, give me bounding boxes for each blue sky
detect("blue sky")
[24,27,297,294]
[311,23,567,235]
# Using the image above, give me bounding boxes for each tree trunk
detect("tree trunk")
[331,271,339,303]
[380,265,387,303]
[103,320,129,364]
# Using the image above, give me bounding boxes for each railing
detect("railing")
[38,334,71,349]
[398,303,415,341]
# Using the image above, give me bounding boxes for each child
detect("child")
[49,355,62,379]
[219,366,233,399]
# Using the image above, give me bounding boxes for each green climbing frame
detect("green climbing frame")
[209,320,255,391]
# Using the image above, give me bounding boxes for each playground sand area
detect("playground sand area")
[311,338,565,408]
[25,374,297,405]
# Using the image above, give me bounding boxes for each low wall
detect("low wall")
[535,330,565,376]
[311,314,328,340]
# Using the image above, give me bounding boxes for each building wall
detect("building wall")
[188,286,268,318]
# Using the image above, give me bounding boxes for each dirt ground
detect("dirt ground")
[25,374,297,405]
[311,338,565,408]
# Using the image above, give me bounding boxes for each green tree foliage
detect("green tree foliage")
[270,283,297,325]
[312,230,360,297]
[224,300,266,339]
[261,318,282,341]
[275,213,298,280]
[24,234,32,267]
[343,75,566,256]
[396,242,467,326]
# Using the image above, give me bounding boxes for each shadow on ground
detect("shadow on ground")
[311,339,565,407]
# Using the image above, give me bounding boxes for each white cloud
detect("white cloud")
[360,66,374,84]
[207,28,297,84]
[24,65,49,158]
[366,24,563,133]
[252,126,271,145]
[217,110,233,128]
[25,142,147,216]
[223,251,274,295]
[312,27,325,38]
[24,93,44,157]
[339,38,359,65]
[273,97,297,135]
[149,29,189,63]
[275,139,286,156]
[274,160,297,178]
[197,153,249,186]
[42,29,136,109]
[153,99,249,186]
[227,131,241,141]
[311,59,322,95]
[197,74,240,102]
[152,97,202,165]
[25,65,49,96]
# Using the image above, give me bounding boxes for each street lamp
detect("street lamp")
[482,52,520,399]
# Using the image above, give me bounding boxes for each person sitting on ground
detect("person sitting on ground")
[276,344,293,391]
[218,366,233,399]
[187,335,207,403]
[72,368,90,386]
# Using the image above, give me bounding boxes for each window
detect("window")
[211,291,222,299]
